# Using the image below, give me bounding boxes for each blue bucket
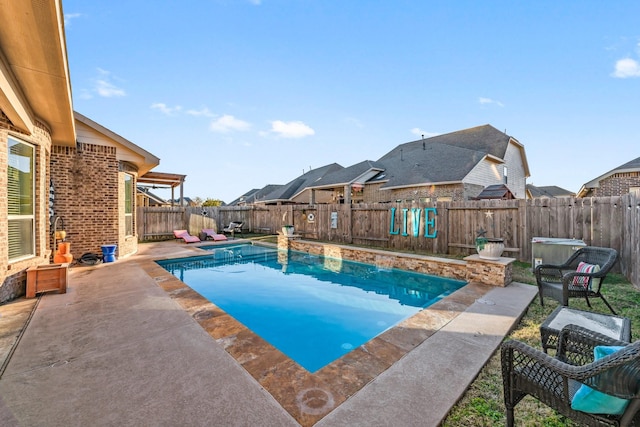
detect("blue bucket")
[101,245,117,263]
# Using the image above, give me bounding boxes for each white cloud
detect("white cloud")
[64,13,82,27]
[410,128,439,138]
[611,58,640,78]
[186,107,215,118]
[268,120,315,138]
[344,117,365,128]
[478,97,504,107]
[95,80,125,97]
[248,0,262,4]
[151,103,183,115]
[94,68,126,97]
[210,114,251,133]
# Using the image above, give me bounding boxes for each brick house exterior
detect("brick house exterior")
[0,2,76,303]
[1,4,161,303]
[251,125,530,206]
[0,114,57,301]
[50,143,120,259]
[577,157,640,198]
[57,112,160,260]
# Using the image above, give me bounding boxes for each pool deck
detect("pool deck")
[0,240,537,426]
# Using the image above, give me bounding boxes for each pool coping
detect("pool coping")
[0,240,537,426]
[143,243,502,426]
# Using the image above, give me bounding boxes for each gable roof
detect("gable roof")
[374,140,489,189]
[137,186,168,205]
[373,124,528,190]
[227,185,283,206]
[260,163,344,203]
[0,0,75,145]
[527,184,575,198]
[423,124,513,158]
[475,184,515,200]
[580,156,640,193]
[75,111,160,175]
[308,160,385,189]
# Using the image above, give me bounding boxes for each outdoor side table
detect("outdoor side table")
[540,306,631,353]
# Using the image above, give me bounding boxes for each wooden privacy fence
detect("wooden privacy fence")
[137,194,640,287]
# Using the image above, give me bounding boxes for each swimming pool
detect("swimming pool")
[157,244,466,372]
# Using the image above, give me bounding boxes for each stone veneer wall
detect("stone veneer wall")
[1,111,53,302]
[50,142,119,259]
[278,236,514,287]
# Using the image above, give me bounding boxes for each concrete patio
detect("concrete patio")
[0,241,537,426]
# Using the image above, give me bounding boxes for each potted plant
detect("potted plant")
[282,224,295,237]
[475,230,504,260]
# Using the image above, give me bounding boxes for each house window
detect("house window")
[8,137,35,261]
[124,173,133,236]
[630,187,640,196]
[504,166,508,184]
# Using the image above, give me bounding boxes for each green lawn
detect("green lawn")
[442,262,640,426]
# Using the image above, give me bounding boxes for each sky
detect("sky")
[62,0,640,204]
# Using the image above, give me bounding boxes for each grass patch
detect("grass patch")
[442,266,640,426]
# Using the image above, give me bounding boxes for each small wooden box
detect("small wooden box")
[26,263,69,298]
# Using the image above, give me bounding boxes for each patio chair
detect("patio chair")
[535,246,619,314]
[202,228,228,241]
[223,221,244,238]
[502,324,640,426]
[173,229,200,243]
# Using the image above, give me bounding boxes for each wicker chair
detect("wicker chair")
[502,324,640,426]
[535,246,619,314]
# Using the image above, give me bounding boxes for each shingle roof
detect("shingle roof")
[227,185,283,205]
[373,124,512,189]
[309,160,385,188]
[476,184,515,199]
[527,184,574,198]
[581,156,640,190]
[260,163,344,202]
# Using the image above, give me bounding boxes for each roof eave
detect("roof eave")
[75,111,160,175]
[380,180,463,190]
[0,0,76,146]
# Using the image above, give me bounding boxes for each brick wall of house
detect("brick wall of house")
[593,173,640,197]
[1,111,53,302]
[366,183,467,203]
[51,142,119,260]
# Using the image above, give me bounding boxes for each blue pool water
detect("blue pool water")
[157,244,465,372]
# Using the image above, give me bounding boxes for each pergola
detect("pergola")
[137,171,187,207]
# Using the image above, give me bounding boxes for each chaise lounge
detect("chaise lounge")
[202,229,228,241]
[173,229,201,243]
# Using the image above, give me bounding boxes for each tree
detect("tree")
[202,198,224,207]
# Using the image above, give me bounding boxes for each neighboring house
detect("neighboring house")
[49,111,160,260]
[227,185,283,206]
[231,125,530,205]
[257,163,344,205]
[577,157,640,198]
[1,2,76,302]
[168,197,197,207]
[137,186,169,207]
[526,184,575,199]
[368,124,529,202]
[306,160,385,204]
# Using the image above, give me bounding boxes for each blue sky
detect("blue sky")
[63,1,640,203]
